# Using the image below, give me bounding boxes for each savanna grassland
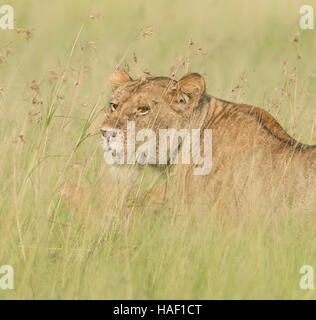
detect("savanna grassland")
[0,0,316,299]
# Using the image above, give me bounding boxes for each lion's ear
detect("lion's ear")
[111,69,132,91]
[178,73,206,107]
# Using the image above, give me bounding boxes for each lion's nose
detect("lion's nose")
[100,129,118,140]
[100,129,107,137]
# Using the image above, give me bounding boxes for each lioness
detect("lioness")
[62,70,316,211]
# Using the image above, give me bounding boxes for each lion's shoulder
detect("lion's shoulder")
[230,104,312,151]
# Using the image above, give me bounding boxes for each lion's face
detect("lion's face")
[102,76,181,136]
[100,70,206,162]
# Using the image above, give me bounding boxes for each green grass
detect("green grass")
[0,0,316,299]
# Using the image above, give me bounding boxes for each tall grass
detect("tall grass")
[0,0,315,299]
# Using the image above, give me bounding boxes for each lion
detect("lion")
[61,70,316,212]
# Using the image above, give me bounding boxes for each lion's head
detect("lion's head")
[100,70,207,165]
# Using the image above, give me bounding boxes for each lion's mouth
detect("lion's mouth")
[101,134,150,165]
[102,137,112,153]
[102,136,119,159]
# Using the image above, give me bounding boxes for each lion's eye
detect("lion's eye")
[137,106,150,115]
[109,102,118,112]
[178,95,189,104]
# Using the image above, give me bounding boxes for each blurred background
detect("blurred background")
[0,0,315,299]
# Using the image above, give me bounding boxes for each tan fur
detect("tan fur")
[62,70,316,211]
